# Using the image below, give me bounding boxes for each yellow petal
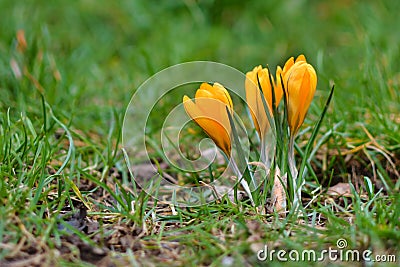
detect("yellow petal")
[195,87,214,101]
[285,60,317,134]
[245,66,271,137]
[183,84,233,156]
[245,67,263,135]
[213,83,234,109]
[295,54,306,63]
[246,64,285,139]
[282,57,295,76]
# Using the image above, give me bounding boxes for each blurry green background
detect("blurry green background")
[1,0,399,142]
[1,1,399,265]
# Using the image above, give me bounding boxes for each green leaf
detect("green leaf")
[297,85,335,189]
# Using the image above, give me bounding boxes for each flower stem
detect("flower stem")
[260,134,272,169]
[230,159,255,206]
[288,136,301,209]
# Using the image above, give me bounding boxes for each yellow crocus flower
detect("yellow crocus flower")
[245,65,283,138]
[183,82,233,157]
[279,55,317,135]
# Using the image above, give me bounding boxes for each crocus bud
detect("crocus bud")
[183,82,233,156]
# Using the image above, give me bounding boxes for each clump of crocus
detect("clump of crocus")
[245,55,317,212]
[183,82,254,204]
[182,54,323,212]
[280,55,317,208]
[245,65,286,212]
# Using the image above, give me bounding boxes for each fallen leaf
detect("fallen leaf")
[327,182,352,197]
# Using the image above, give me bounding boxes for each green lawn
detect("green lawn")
[0,1,399,266]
